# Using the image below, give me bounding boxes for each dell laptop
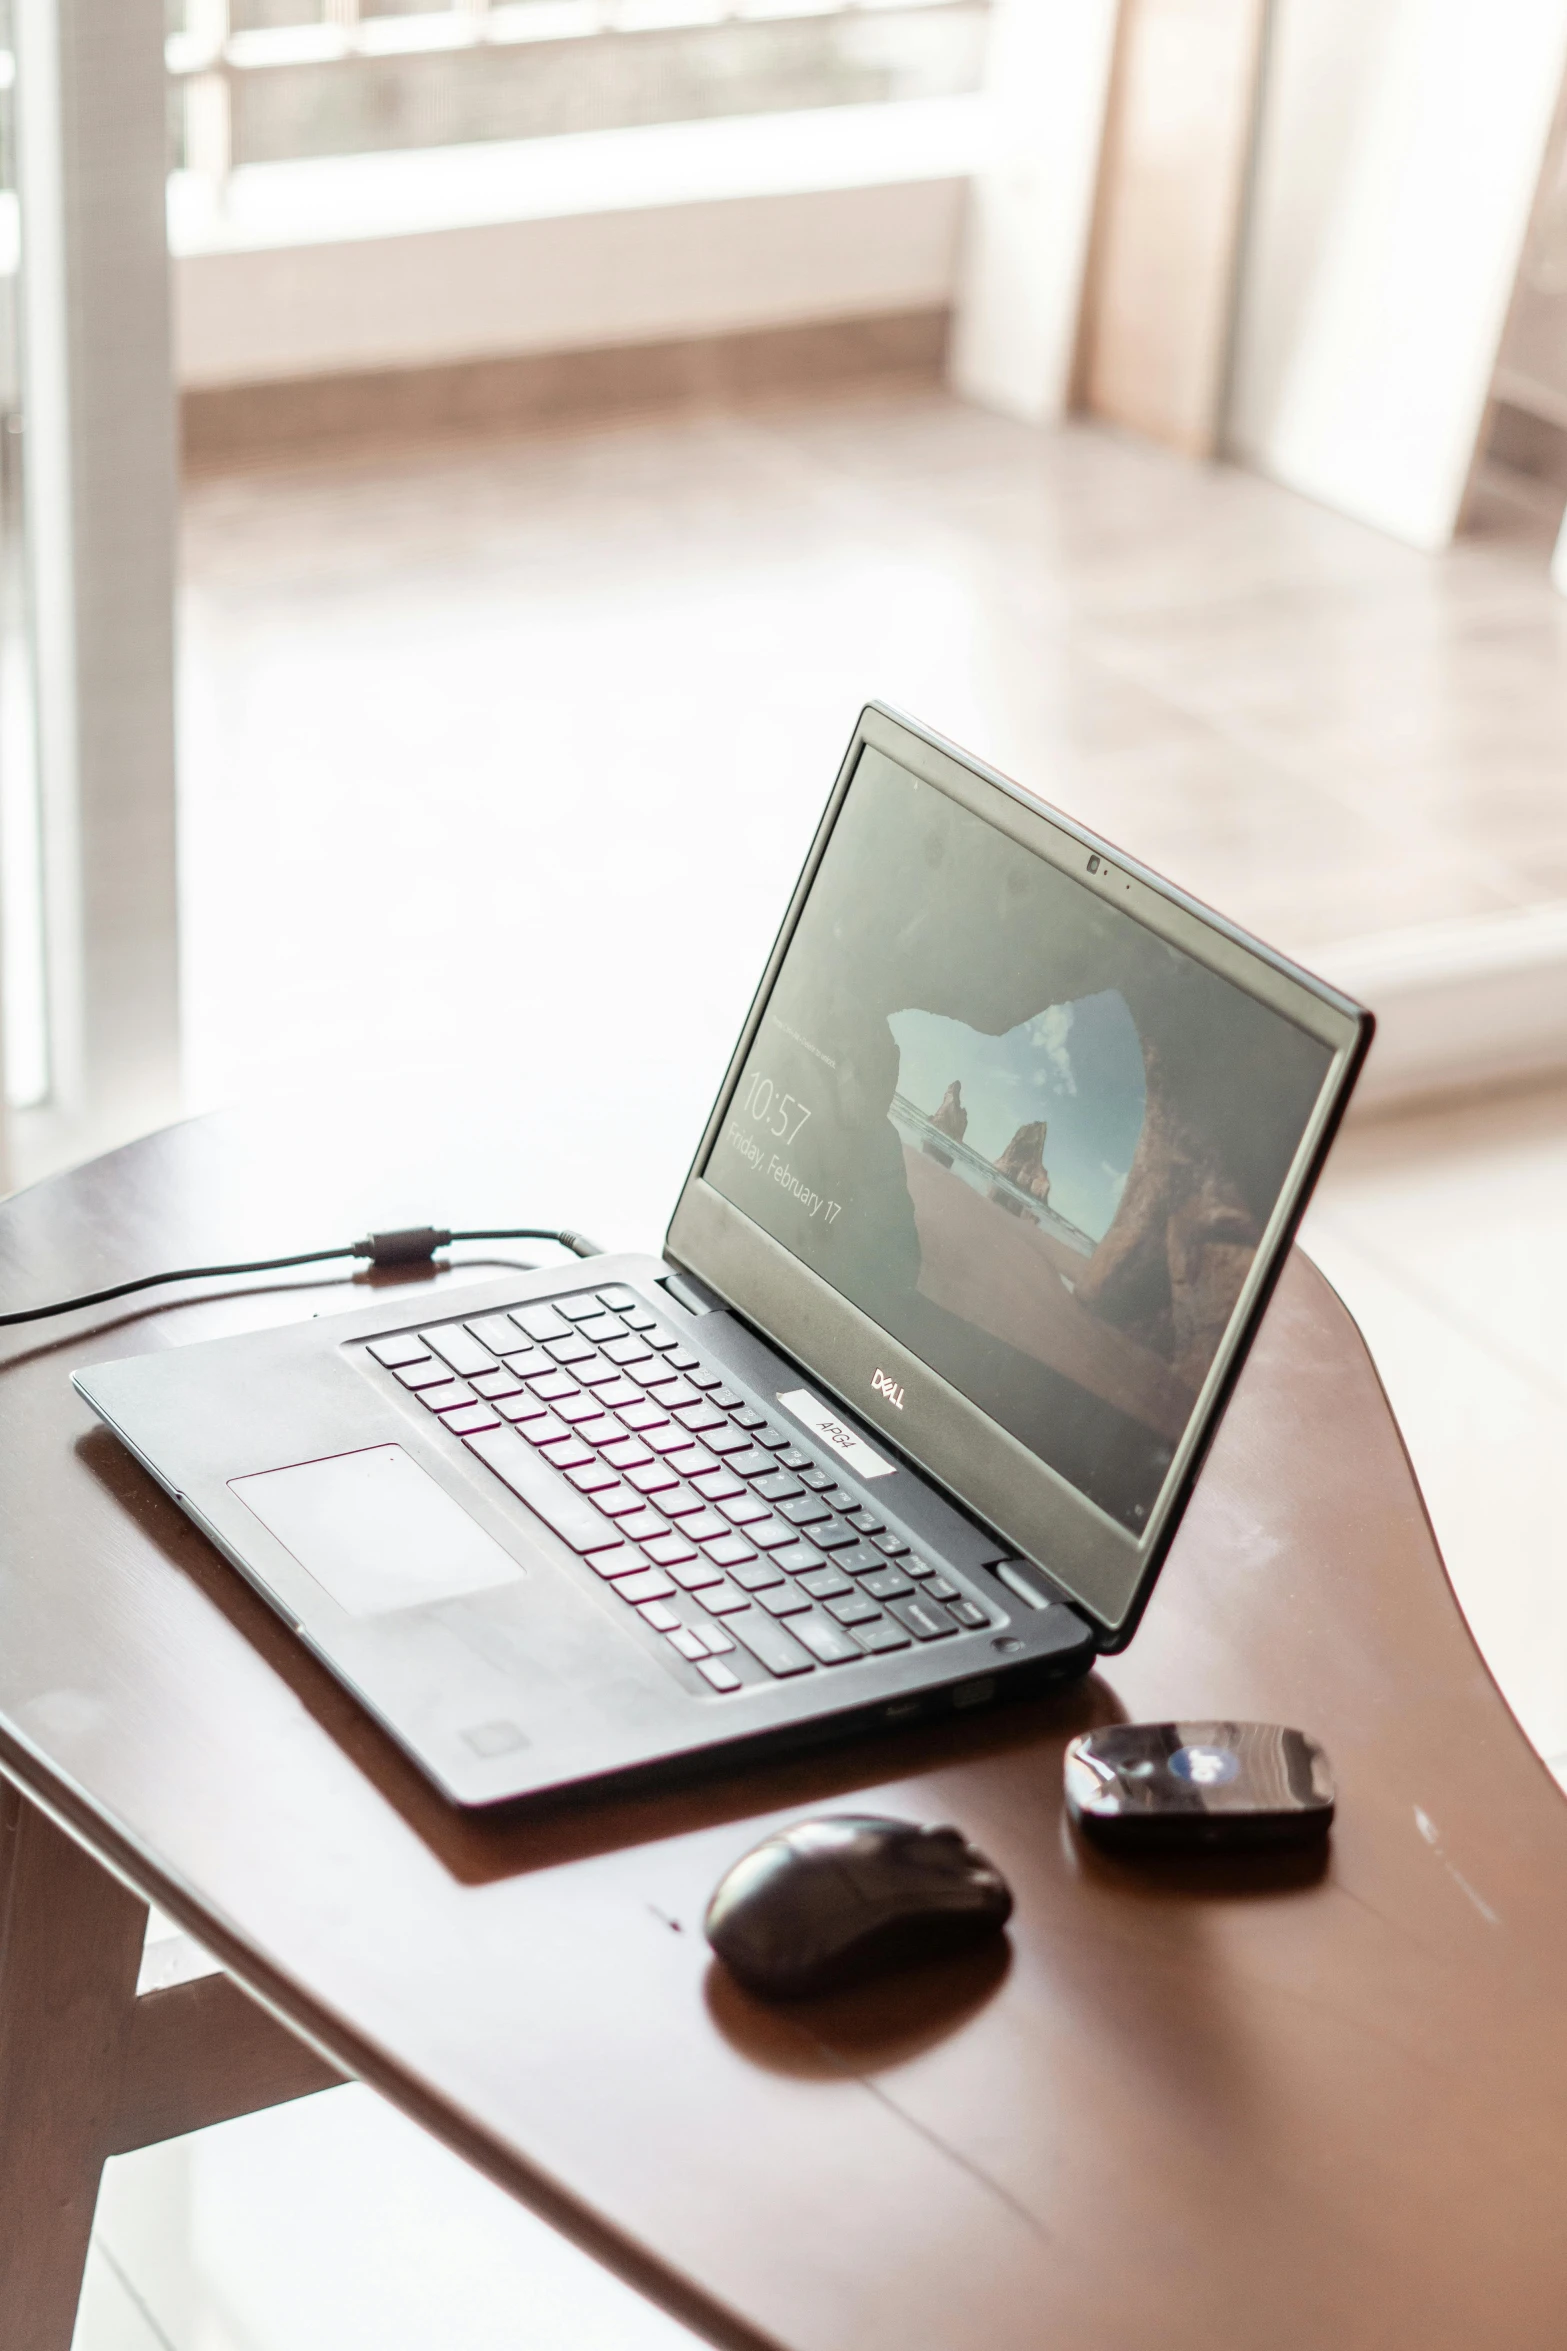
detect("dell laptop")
[77,706,1372,1807]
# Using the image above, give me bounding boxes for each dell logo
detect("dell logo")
[871,1368,905,1410]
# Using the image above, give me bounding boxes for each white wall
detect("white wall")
[1229,0,1567,549]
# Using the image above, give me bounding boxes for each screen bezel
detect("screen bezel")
[665,704,1372,1647]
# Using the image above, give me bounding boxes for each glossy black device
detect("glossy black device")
[1063,1721,1335,1852]
[704,1813,1013,1999]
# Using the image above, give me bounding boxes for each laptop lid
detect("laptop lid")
[666,704,1371,1651]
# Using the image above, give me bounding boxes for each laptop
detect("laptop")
[76,706,1372,1808]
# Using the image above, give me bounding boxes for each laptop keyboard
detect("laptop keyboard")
[360,1285,997,1695]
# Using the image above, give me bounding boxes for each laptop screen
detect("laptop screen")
[701,745,1334,1538]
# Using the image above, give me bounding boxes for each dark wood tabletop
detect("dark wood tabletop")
[3,1109,1566,2351]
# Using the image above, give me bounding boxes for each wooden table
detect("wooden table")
[3,1112,1566,2351]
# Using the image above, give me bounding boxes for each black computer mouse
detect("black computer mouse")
[704,1814,1013,2000]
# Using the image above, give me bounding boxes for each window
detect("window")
[167,1,991,191]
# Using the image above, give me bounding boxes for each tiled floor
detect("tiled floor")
[72,387,1567,2346]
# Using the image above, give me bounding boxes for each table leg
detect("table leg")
[0,1782,149,2351]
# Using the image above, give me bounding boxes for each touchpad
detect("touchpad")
[231,1445,524,1616]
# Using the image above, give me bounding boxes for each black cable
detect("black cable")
[0,1223,606,1330]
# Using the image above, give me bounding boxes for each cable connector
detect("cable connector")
[353,1227,454,1267]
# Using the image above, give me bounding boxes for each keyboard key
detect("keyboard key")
[585,1544,647,1580]
[441,1401,502,1435]
[469,1366,527,1399]
[734,1408,768,1432]
[757,1583,812,1617]
[501,1346,553,1380]
[903,1556,938,1580]
[690,1468,745,1503]
[618,1400,670,1433]
[565,1460,621,1494]
[668,1625,710,1662]
[657,1483,706,1519]
[706,1533,761,1570]
[577,1313,624,1345]
[420,1326,496,1378]
[731,1558,783,1592]
[873,1532,910,1557]
[774,1541,826,1575]
[889,1594,957,1641]
[777,1448,811,1472]
[799,1468,833,1493]
[615,1570,676,1608]
[644,1423,697,1456]
[556,1393,609,1425]
[799,1565,853,1600]
[700,1625,735,1655]
[646,1376,697,1408]
[688,1368,724,1392]
[620,1305,658,1331]
[592,1483,648,1518]
[669,1553,724,1590]
[573,1414,624,1448]
[497,1391,548,1423]
[705,1428,753,1457]
[673,1401,725,1435]
[812,1523,862,1552]
[709,1383,741,1407]
[925,1576,960,1601]
[729,1449,776,1480]
[823,1487,857,1512]
[418,1380,473,1413]
[596,1286,640,1311]
[554,1294,604,1322]
[700,1580,750,1616]
[512,1303,571,1344]
[682,1511,733,1544]
[780,1496,831,1528]
[863,1566,914,1601]
[642,1327,679,1352]
[749,1518,799,1551]
[463,1315,532,1356]
[463,1427,625,1552]
[603,1335,653,1366]
[667,1346,701,1371]
[638,1600,682,1632]
[851,1615,912,1654]
[595,1378,646,1412]
[530,1368,580,1402]
[520,1410,571,1447]
[826,1590,883,1626]
[391,1355,448,1389]
[571,1357,621,1389]
[626,1460,678,1495]
[697,1657,743,1693]
[846,1508,884,1535]
[753,1426,791,1450]
[792,1613,863,1665]
[717,1494,771,1528]
[545,1334,595,1365]
[537,1435,595,1472]
[665,1444,718,1480]
[727,1611,814,1677]
[369,1332,431,1369]
[618,1508,669,1545]
[838,1544,886,1575]
[948,1599,990,1629]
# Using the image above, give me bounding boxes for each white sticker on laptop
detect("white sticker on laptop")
[776,1389,896,1480]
